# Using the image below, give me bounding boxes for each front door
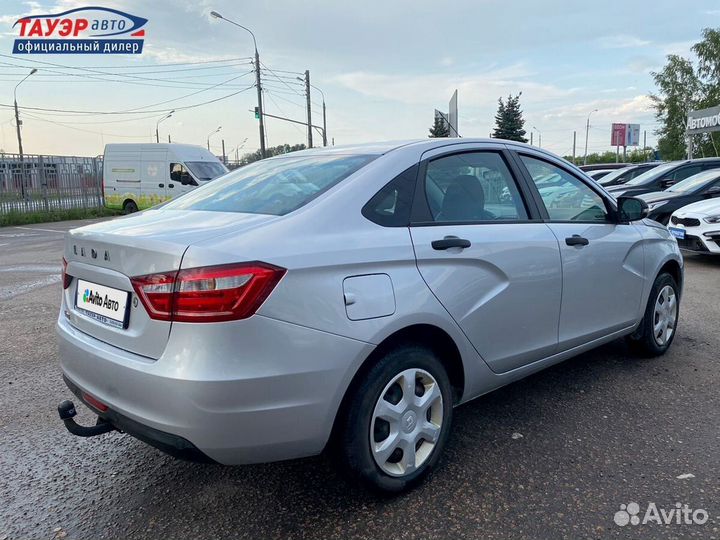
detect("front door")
[409,147,563,374]
[515,153,645,350]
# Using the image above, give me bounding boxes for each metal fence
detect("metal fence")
[0,154,103,215]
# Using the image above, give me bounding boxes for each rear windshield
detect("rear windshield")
[185,161,227,181]
[164,154,376,216]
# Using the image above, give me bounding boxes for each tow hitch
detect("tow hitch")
[58,400,117,437]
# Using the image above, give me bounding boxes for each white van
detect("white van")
[103,143,228,212]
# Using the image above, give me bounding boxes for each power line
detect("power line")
[0,84,255,116]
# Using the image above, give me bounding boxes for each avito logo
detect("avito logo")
[12,6,147,55]
[82,288,120,311]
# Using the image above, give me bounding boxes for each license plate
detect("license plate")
[669,227,685,240]
[75,279,130,329]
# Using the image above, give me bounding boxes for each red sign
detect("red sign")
[611,123,626,146]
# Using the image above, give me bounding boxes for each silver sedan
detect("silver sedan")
[57,139,683,492]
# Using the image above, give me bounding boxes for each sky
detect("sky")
[0,0,718,159]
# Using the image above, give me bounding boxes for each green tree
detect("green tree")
[492,93,528,143]
[428,114,449,138]
[237,143,307,167]
[650,27,720,160]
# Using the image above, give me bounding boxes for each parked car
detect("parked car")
[596,163,663,187]
[579,163,631,172]
[606,158,720,198]
[57,139,683,492]
[103,143,228,213]
[667,198,720,254]
[637,170,720,224]
[587,169,615,180]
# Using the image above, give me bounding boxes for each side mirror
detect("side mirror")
[706,185,720,195]
[660,178,675,189]
[180,173,193,185]
[617,196,649,222]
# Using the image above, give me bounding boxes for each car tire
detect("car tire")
[627,272,679,357]
[338,344,453,493]
[123,200,138,214]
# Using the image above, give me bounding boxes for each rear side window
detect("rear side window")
[423,152,528,222]
[362,165,418,227]
[164,154,376,216]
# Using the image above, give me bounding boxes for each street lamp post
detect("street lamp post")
[210,11,266,159]
[584,109,598,166]
[14,68,36,200]
[532,126,542,148]
[297,77,327,147]
[232,137,248,164]
[207,126,222,152]
[155,110,174,143]
[14,68,37,158]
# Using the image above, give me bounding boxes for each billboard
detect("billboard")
[687,105,720,135]
[626,124,640,146]
[611,123,626,146]
[611,123,641,147]
[448,90,459,137]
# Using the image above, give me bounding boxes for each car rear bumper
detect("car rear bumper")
[57,312,373,465]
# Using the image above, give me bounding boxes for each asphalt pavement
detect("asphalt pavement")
[1,219,719,540]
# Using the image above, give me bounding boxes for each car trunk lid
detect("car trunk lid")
[63,209,276,359]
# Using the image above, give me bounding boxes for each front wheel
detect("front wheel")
[338,345,453,492]
[627,272,679,356]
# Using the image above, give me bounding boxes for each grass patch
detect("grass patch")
[0,207,122,227]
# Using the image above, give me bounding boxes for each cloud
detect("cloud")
[332,64,576,108]
[597,35,651,49]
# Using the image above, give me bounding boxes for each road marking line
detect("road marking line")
[13,226,66,234]
[0,274,61,301]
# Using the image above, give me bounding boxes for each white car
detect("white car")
[667,198,720,254]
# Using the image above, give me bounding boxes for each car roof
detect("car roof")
[279,138,567,159]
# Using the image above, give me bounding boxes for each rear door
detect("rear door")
[513,152,645,350]
[409,144,563,373]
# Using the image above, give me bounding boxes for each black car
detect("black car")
[637,169,720,224]
[579,163,631,172]
[606,158,720,198]
[596,162,663,187]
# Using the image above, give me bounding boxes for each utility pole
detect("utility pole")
[643,130,647,161]
[304,70,313,148]
[572,131,576,164]
[221,138,226,164]
[255,50,266,157]
[210,12,265,158]
[321,100,327,147]
[168,134,171,143]
[530,132,533,146]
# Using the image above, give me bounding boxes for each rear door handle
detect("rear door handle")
[432,236,471,250]
[565,235,589,246]
[168,184,175,188]
[158,183,164,188]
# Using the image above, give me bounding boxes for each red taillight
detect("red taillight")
[82,392,108,412]
[131,262,285,323]
[62,257,72,289]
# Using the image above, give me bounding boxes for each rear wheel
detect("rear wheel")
[123,199,138,214]
[338,345,453,492]
[627,272,679,356]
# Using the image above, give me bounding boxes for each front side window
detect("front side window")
[170,163,196,186]
[520,155,609,222]
[423,152,528,222]
[164,154,375,216]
